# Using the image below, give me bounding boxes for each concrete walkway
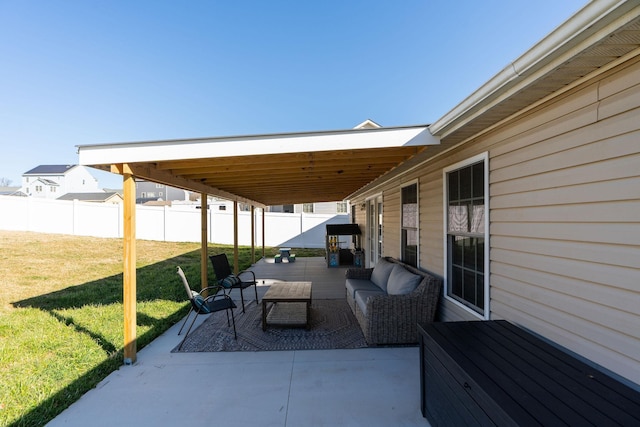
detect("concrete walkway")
[47,258,430,427]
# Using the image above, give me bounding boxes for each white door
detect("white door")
[367,196,383,267]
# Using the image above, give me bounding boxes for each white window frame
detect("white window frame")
[442,152,490,320]
[400,180,419,267]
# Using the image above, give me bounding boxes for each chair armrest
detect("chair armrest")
[205,292,233,302]
[198,285,223,297]
[238,269,256,283]
[345,268,373,280]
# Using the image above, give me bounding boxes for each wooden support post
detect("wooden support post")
[122,167,137,365]
[251,205,255,264]
[233,200,239,274]
[201,194,208,291]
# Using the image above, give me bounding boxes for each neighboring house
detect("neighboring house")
[21,165,99,199]
[57,192,123,204]
[0,186,26,196]
[353,119,381,130]
[268,201,349,214]
[135,180,189,203]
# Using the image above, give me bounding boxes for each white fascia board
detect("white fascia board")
[429,0,639,137]
[78,126,436,166]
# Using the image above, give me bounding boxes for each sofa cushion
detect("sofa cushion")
[370,258,396,292]
[346,278,380,300]
[355,289,386,316]
[387,264,422,295]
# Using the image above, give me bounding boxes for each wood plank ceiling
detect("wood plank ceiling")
[148,145,425,206]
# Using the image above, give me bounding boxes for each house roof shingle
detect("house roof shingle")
[57,192,120,202]
[24,165,77,175]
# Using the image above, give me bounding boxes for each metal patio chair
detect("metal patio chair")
[176,266,237,350]
[209,253,258,313]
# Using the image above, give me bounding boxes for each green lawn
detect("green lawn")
[0,230,323,427]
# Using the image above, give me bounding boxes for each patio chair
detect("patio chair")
[209,253,258,313]
[176,277,222,337]
[176,266,237,350]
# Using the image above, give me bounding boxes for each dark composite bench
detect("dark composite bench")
[418,320,640,426]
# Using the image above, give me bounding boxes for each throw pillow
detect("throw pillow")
[370,258,396,292]
[387,265,422,295]
[220,274,241,288]
[192,294,211,313]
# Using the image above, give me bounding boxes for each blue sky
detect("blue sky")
[0,0,588,189]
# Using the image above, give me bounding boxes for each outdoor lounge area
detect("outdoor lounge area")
[53,2,640,424]
[48,257,430,427]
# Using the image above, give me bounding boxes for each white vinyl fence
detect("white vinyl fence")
[0,196,349,248]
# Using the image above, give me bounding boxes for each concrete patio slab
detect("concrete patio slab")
[47,257,430,426]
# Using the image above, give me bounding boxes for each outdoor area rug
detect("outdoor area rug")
[173,299,368,352]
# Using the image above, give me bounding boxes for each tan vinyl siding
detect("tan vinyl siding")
[354,205,366,230]
[382,187,401,259]
[352,54,640,384]
[419,174,443,273]
[349,52,640,384]
[489,56,640,384]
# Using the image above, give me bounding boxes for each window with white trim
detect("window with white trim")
[401,183,418,267]
[444,154,488,317]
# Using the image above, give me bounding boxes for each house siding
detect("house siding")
[488,56,640,385]
[382,186,401,259]
[351,54,640,385]
[312,202,344,215]
[418,168,443,274]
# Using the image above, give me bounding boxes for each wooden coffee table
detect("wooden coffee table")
[262,281,312,331]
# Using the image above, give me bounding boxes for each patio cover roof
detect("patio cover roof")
[78,2,640,209]
[78,125,437,207]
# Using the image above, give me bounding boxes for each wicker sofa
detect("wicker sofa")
[345,257,442,345]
